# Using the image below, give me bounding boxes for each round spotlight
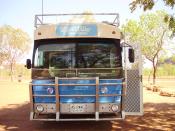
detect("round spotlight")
[47,87,54,95]
[111,105,119,112]
[36,105,44,112]
[112,31,116,34]
[101,86,108,94]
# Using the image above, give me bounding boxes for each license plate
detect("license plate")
[70,104,86,113]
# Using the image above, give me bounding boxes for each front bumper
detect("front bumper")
[34,103,121,114]
[31,103,124,121]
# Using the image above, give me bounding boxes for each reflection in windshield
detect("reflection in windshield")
[34,44,75,68]
[77,43,121,68]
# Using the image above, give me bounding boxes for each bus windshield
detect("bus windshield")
[32,39,123,79]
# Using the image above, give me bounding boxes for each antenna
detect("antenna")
[42,0,43,22]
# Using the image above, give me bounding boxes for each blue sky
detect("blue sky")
[0,0,173,38]
[0,0,174,63]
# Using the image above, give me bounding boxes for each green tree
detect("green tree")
[0,25,31,81]
[122,11,170,84]
[159,55,175,64]
[130,0,175,36]
[0,29,8,65]
[171,55,175,63]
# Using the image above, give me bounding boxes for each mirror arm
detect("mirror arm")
[121,42,133,48]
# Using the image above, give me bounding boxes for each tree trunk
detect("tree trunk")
[152,61,157,84]
[10,62,13,81]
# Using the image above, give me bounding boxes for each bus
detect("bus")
[26,13,143,121]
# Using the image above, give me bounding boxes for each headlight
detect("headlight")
[36,105,44,112]
[111,105,119,112]
[101,86,108,94]
[47,87,54,94]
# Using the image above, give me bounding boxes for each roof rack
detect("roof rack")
[34,13,120,28]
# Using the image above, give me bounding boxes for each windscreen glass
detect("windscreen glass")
[32,40,122,79]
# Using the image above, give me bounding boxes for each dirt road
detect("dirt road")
[0,81,175,131]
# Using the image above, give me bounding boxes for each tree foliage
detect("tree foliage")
[0,25,31,81]
[130,0,175,36]
[122,11,171,84]
[159,54,175,65]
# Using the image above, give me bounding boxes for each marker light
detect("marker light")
[36,105,44,112]
[47,87,54,95]
[101,86,108,94]
[111,105,119,112]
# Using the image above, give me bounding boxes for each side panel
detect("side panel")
[124,44,143,115]
[125,70,143,115]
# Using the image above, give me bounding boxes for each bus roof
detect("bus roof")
[34,22,121,40]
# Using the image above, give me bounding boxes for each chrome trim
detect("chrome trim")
[95,77,99,120]
[33,103,121,114]
[32,84,55,86]
[31,118,124,121]
[60,95,95,97]
[99,103,120,113]
[30,112,34,120]
[31,103,123,121]
[59,84,96,86]
[34,104,56,113]
[59,103,121,113]
[29,83,34,120]
[55,77,60,120]
[33,95,55,97]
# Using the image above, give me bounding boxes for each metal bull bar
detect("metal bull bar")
[29,77,126,121]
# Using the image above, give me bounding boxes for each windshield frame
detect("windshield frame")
[32,38,122,68]
[32,38,123,79]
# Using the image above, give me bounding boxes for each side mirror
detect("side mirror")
[128,48,135,63]
[26,59,31,69]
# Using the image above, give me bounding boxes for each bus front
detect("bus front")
[27,23,125,121]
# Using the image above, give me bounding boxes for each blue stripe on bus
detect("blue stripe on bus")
[32,79,123,103]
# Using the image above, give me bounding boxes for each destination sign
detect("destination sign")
[56,24,97,36]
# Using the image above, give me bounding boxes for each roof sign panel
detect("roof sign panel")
[56,24,97,37]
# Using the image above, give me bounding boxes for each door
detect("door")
[123,43,143,115]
